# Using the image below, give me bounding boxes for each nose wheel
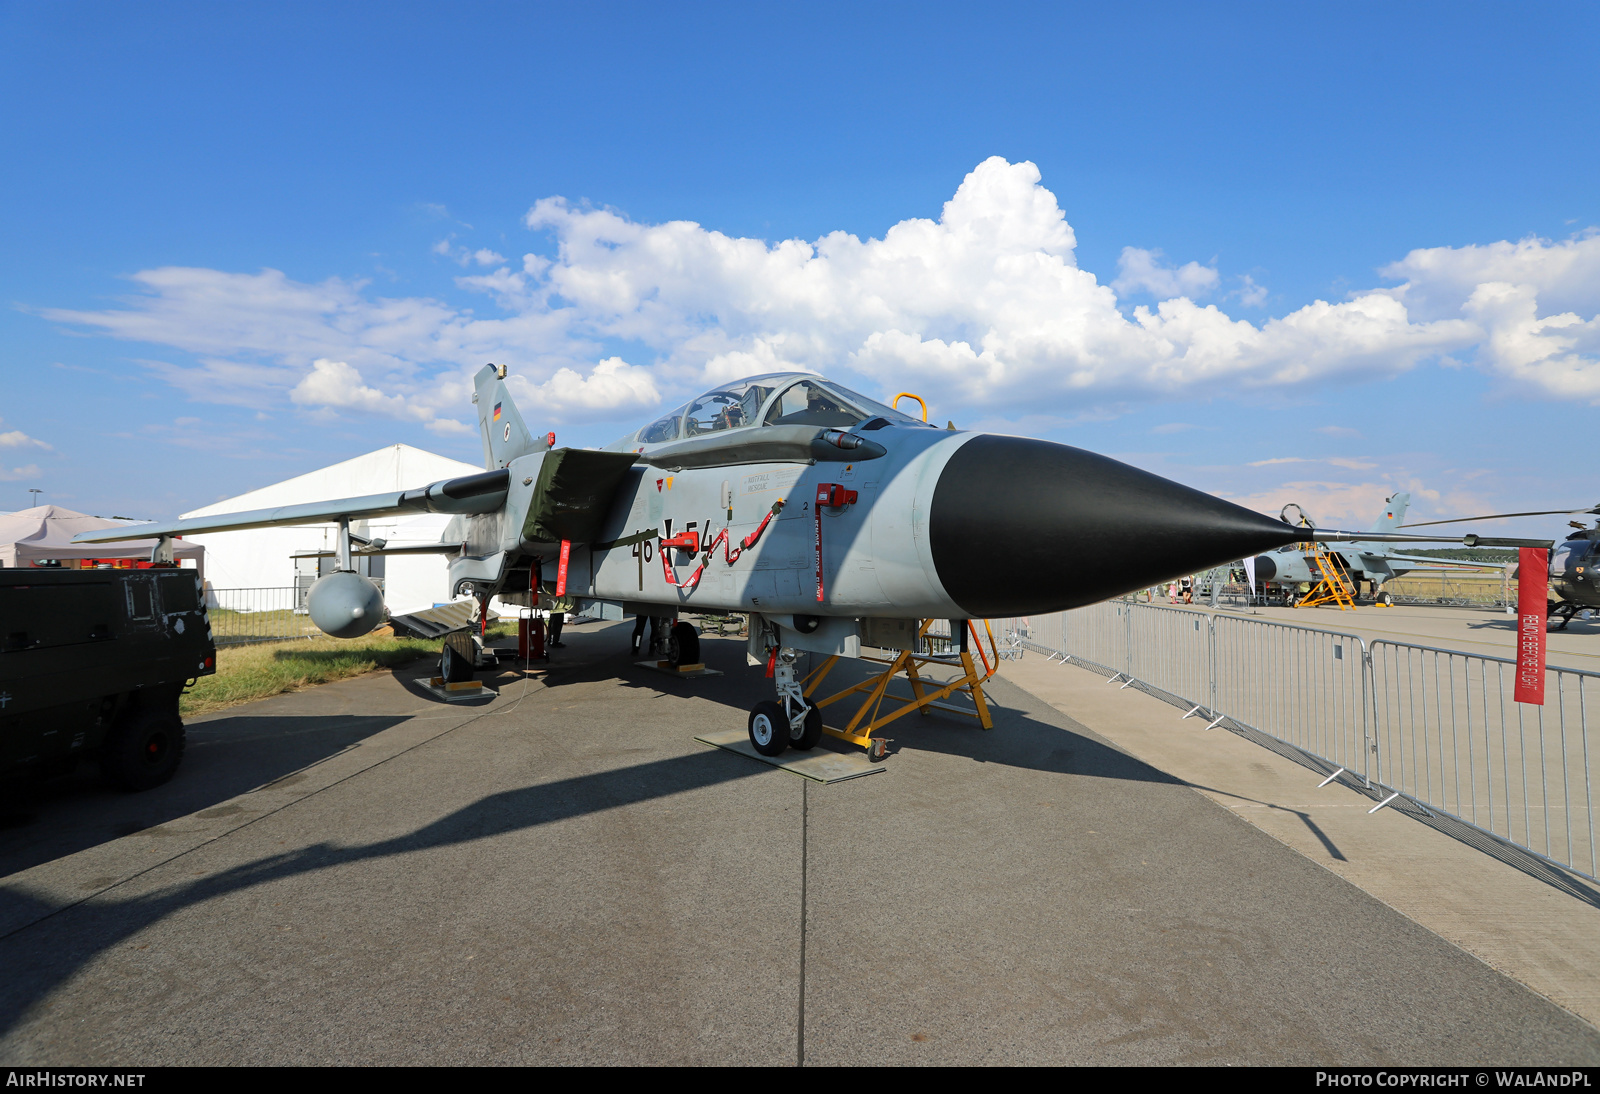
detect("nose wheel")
[748,701,788,756]
[746,700,823,757]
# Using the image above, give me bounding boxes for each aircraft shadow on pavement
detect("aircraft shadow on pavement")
[0,744,773,1036]
[0,714,409,882]
[755,647,1187,786]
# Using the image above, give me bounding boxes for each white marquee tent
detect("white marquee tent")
[0,506,205,575]
[183,445,484,617]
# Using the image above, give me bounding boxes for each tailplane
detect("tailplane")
[1368,492,1410,534]
[474,364,538,470]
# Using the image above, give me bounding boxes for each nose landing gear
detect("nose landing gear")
[746,646,823,757]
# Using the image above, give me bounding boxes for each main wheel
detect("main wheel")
[102,701,186,791]
[790,704,823,750]
[748,701,789,757]
[440,639,474,683]
[667,621,700,667]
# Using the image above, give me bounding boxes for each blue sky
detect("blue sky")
[2,2,1596,538]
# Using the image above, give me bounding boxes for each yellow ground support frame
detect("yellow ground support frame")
[1296,541,1358,610]
[800,619,999,755]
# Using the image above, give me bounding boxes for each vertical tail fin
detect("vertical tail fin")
[474,364,537,470]
[1369,492,1410,534]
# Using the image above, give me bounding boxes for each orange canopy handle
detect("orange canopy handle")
[892,392,928,422]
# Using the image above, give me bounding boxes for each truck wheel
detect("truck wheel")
[102,702,186,791]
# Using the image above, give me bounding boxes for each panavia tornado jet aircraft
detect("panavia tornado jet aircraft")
[1248,493,1506,605]
[74,365,1545,752]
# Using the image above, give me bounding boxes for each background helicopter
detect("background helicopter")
[1403,505,1600,629]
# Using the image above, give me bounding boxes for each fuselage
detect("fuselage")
[449,371,1304,620]
[1551,532,1600,607]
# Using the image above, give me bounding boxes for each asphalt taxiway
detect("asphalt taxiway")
[2,620,1597,1065]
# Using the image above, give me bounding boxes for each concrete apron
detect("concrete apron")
[2,620,1597,1064]
[999,653,1600,1031]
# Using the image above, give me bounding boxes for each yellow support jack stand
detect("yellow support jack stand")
[1296,541,1358,610]
[800,620,999,758]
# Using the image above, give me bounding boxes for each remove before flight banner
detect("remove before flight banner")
[1516,547,1548,706]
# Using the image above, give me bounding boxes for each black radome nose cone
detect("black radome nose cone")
[1252,555,1278,582]
[930,435,1299,617]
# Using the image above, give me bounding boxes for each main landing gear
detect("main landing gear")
[747,646,823,757]
[1550,600,1581,631]
[667,620,700,668]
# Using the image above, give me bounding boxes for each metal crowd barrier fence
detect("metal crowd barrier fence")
[204,586,324,646]
[1368,642,1598,882]
[1211,614,1369,783]
[993,600,1600,883]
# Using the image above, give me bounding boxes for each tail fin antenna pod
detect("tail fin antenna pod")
[474,363,537,470]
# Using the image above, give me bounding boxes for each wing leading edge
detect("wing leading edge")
[71,469,510,545]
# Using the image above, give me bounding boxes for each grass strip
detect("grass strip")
[181,633,438,717]
[183,622,520,718]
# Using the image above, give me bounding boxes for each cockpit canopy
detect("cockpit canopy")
[1552,538,1596,575]
[616,372,930,450]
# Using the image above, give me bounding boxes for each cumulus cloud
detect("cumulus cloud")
[1112,247,1220,299]
[290,358,433,420]
[513,357,660,415]
[35,157,1600,432]
[1376,232,1600,399]
[1223,481,1401,528]
[1220,470,1504,530]
[0,464,43,483]
[0,429,51,451]
[1233,274,1268,307]
[433,239,506,267]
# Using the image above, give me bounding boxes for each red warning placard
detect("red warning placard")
[1515,547,1547,706]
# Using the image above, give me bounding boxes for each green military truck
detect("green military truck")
[1,567,216,790]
